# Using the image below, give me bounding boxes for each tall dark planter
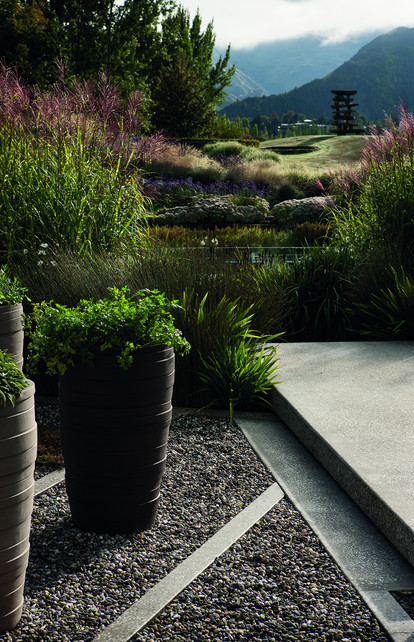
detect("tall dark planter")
[0,381,37,633]
[0,304,24,370]
[58,346,175,534]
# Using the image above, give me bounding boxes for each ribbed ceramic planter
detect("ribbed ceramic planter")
[0,304,24,370]
[0,381,37,633]
[58,346,175,534]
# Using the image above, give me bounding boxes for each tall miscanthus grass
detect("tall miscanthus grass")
[0,61,148,152]
[0,128,149,261]
[0,63,157,261]
[330,106,414,267]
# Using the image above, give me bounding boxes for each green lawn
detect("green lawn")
[261,135,366,173]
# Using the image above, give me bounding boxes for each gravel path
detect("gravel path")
[1,410,390,641]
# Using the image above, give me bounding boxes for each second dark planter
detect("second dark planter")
[0,304,24,370]
[58,345,175,534]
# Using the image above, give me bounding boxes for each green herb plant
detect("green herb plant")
[0,349,28,407]
[0,265,28,305]
[26,286,190,375]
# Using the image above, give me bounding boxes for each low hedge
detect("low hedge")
[165,138,260,149]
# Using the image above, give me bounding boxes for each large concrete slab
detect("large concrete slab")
[271,341,414,567]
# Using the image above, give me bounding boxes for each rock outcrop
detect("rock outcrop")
[149,194,334,228]
[149,195,271,226]
[271,196,334,228]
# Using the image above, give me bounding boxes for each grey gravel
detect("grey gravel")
[1,408,390,641]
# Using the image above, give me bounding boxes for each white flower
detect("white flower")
[37,260,44,266]
[200,240,206,246]
[50,260,57,267]
[40,242,48,248]
[23,249,28,255]
[38,249,46,255]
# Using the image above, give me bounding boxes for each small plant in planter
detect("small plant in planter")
[0,348,28,406]
[0,266,28,307]
[26,287,190,534]
[0,349,37,633]
[0,265,28,369]
[26,286,190,375]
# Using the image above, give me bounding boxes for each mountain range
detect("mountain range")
[218,33,380,104]
[219,27,414,121]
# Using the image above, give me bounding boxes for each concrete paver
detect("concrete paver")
[271,341,414,566]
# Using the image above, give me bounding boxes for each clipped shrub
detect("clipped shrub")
[240,148,280,163]
[202,141,246,158]
[277,182,306,202]
[168,138,260,149]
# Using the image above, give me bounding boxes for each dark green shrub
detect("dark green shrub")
[0,265,28,304]
[172,290,281,412]
[277,182,306,202]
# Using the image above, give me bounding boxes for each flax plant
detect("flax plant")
[172,290,282,410]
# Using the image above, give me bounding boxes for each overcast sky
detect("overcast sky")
[180,0,414,49]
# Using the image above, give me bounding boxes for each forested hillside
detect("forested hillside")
[221,27,414,121]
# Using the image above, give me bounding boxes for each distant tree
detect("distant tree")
[47,0,119,77]
[0,0,58,85]
[155,6,235,107]
[261,125,269,141]
[251,123,259,139]
[316,113,330,124]
[281,110,297,124]
[151,54,217,137]
[109,0,175,93]
[0,0,236,136]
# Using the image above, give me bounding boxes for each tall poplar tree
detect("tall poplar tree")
[151,6,235,135]
[157,6,235,107]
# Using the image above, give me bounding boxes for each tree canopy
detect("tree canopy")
[0,0,235,135]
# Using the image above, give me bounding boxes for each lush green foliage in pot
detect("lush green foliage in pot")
[26,287,190,375]
[0,265,28,305]
[0,349,28,407]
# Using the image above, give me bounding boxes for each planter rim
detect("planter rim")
[0,381,35,415]
[0,303,23,311]
[60,345,174,372]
